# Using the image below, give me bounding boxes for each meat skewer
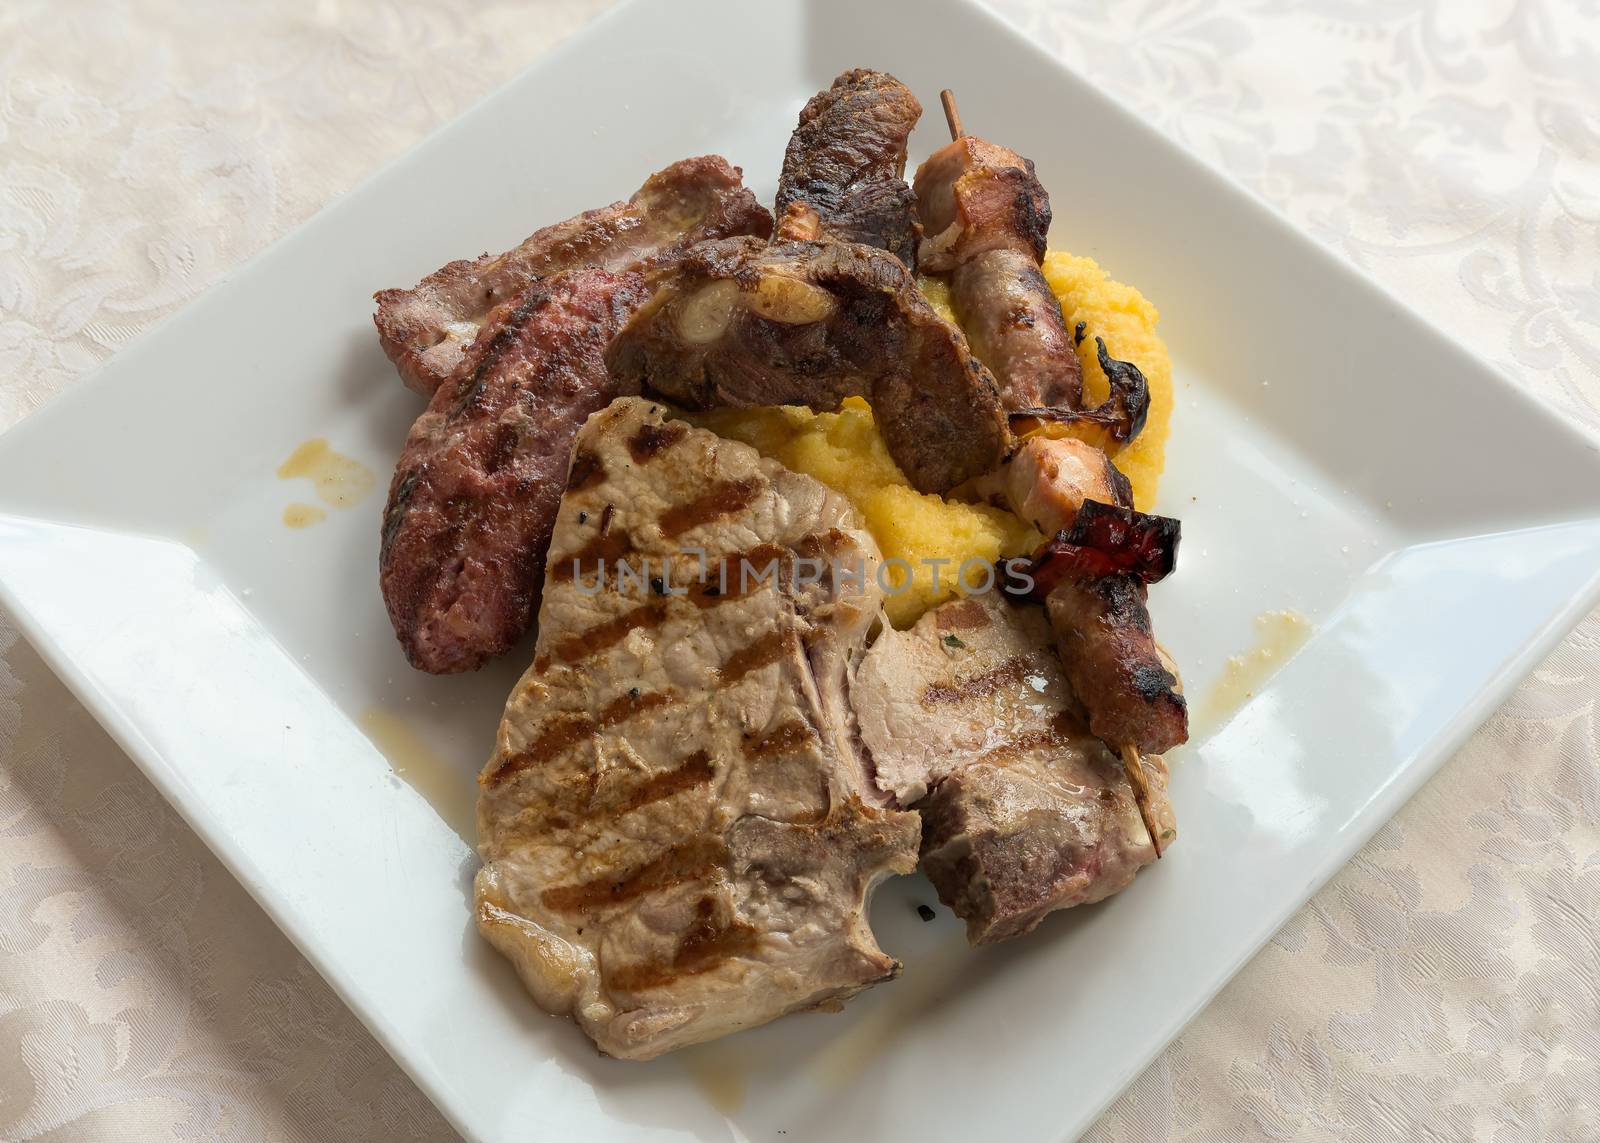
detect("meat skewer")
[914,92,1081,412]
[929,92,1179,856]
[939,88,964,139]
[989,436,1186,857]
[934,93,1184,851]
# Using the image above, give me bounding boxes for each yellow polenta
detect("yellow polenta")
[1039,251,1172,510]
[689,398,1037,628]
[691,250,1173,626]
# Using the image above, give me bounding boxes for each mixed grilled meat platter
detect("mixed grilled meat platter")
[372,69,1188,1060]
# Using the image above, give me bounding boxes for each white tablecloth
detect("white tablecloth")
[2,2,1596,1139]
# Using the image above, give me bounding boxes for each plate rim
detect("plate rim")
[4,1,1600,1140]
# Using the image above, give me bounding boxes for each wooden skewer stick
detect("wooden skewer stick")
[940,89,964,140]
[944,86,1163,860]
[1122,744,1164,859]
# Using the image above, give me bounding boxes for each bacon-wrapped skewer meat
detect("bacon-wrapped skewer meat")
[914,134,1079,412]
[915,94,1150,452]
[989,437,1189,852]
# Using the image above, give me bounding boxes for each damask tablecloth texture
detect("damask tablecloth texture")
[1,1,1595,1140]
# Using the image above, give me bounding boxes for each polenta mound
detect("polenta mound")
[689,249,1173,626]
[688,399,1038,629]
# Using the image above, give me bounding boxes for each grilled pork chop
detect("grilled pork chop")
[374,156,772,397]
[606,236,1010,493]
[381,266,647,674]
[854,593,1172,944]
[475,397,919,1059]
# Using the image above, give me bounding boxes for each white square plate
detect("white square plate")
[4,1,1600,1139]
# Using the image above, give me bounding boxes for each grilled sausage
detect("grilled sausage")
[914,137,1081,411]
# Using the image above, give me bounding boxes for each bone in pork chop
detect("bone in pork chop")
[854,593,1173,944]
[374,156,772,397]
[606,236,1010,494]
[380,266,647,675]
[775,69,923,266]
[475,397,919,1059]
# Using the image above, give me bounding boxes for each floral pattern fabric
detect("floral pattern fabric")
[1,1,1596,1139]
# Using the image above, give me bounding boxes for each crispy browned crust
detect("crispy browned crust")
[379,266,649,674]
[1045,577,1188,755]
[775,69,922,266]
[373,156,772,398]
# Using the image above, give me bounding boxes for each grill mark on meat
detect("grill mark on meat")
[659,477,764,538]
[515,749,718,834]
[606,897,761,992]
[487,712,593,787]
[597,687,673,726]
[719,629,793,685]
[688,542,789,607]
[551,601,664,663]
[548,527,635,582]
[934,598,991,630]
[486,422,520,474]
[485,688,675,787]
[612,750,717,816]
[568,449,606,490]
[965,711,1078,768]
[920,654,1040,707]
[539,837,728,913]
[378,268,651,674]
[627,420,688,463]
[379,470,419,562]
[744,718,816,760]
[792,528,855,562]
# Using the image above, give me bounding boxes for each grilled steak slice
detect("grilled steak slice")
[854,593,1172,944]
[913,136,1080,412]
[380,267,648,674]
[374,156,772,397]
[776,69,922,266]
[475,397,919,1059]
[605,236,1011,493]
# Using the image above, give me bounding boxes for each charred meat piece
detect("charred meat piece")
[776,69,922,266]
[992,441,1188,755]
[913,136,1080,411]
[374,156,772,397]
[380,267,648,674]
[854,593,1172,944]
[1044,573,1187,756]
[1028,499,1180,591]
[475,398,920,1059]
[1021,499,1188,756]
[606,236,1010,493]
